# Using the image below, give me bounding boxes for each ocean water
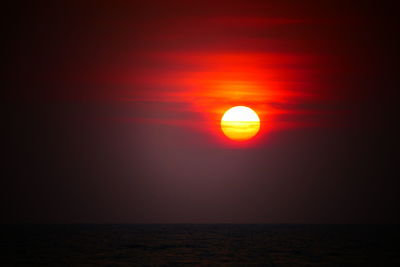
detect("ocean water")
[2,224,400,266]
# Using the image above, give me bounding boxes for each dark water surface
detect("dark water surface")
[2,224,400,266]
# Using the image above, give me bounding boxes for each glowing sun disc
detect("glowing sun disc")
[221,106,260,141]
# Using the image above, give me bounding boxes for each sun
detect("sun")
[221,106,260,141]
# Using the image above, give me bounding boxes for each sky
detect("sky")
[3,0,399,223]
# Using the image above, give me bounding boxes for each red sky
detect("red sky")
[9,0,377,140]
[4,0,399,223]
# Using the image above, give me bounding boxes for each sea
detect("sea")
[2,224,400,266]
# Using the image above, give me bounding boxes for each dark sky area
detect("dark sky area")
[3,0,399,223]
